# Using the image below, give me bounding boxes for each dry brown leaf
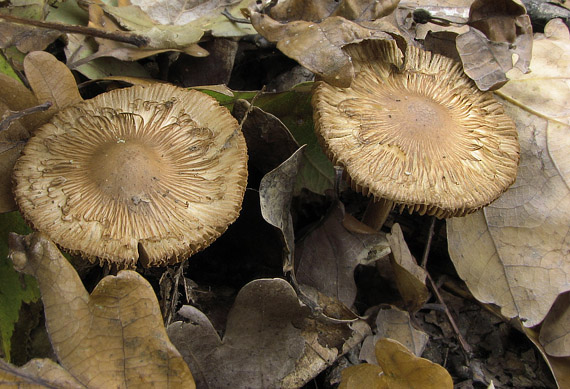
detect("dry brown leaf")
[295,200,390,307]
[539,293,570,357]
[340,338,453,389]
[387,224,429,312]
[521,324,570,389]
[456,0,532,90]
[84,0,256,61]
[0,74,48,213]
[168,278,370,388]
[8,232,195,388]
[248,11,392,87]
[0,0,61,53]
[447,19,570,327]
[268,0,400,22]
[259,146,305,271]
[167,278,305,388]
[23,51,82,115]
[0,358,83,388]
[360,307,429,363]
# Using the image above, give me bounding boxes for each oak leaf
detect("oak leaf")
[447,19,570,327]
[340,338,453,389]
[7,232,195,388]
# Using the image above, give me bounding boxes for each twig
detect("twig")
[420,216,436,268]
[0,101,52,132]
[0,13,149,47]
[221,8,251,24]
[422,217,473,356]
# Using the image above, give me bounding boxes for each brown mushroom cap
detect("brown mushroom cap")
[13,84,248,267]
[312,40,520,218]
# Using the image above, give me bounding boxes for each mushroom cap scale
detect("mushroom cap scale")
[312,40,520,218]
[13,84,248,267]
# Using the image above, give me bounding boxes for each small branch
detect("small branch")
[0,101,52,132]
[0,13,149,48]
[421,219,473,356]
[222,8,251,24]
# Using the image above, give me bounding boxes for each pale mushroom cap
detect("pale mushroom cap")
[312,40,520,218]
[13,84,248,267]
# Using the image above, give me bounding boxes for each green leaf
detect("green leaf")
[254,84,334,195]
[203,84,335,195]
[0,54,20,81]
[0,212,39,362]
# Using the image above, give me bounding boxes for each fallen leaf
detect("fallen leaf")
[340,337,453,388]
[360,307,429,363]
[232,99,299,188]
[447,19,570,327]
[267,0,400,22]
[259,146,305,271]
[521,324,570,389]
[539,292,570,357]
[0,212,38,362]
[0,358,83,388]
[0,0,61,53]
[248,11,392,87]
[0,73,44,213]
[168,278,370,388]
[85,0,256,61]
[387,223,429,312]
[295,200,390,307]
[254,84,335,195]
[456,0,532,90]
[168,278,306,388]
[8,232,195,388]
[23,51,83,115]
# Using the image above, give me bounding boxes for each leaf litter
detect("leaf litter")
[0,0,568,388]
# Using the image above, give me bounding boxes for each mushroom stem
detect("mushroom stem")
[361,198,393,230]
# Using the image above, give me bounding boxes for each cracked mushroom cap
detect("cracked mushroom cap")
[312,40,520,218]
[13,84,248,268]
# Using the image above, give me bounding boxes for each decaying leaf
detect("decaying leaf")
[23,51,83,115]
[360,307,429,363]
[82,0,256,61]
[521,324,570,389]
[539,292,570,357]
[0,357,83,388]
[0,51,81,213]
[168,278,305,388]
[8,232,195,388]
[456,0,532,90]
[248,10,393,87]
[233,99,299,187]
[254,84,335,195]
[340,338,453,388]
[295,200,390,307]
[267,0,400,22]
[0,0,61,53]
[447,19,570,327]
[387,224,429,312]
[259,146,305,271]
[168,278,370,388]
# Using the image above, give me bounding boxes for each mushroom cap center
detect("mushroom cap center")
[89,140,164,201]
[395,95,452,138]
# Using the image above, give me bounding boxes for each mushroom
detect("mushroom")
[13,84,248,268]
[312,40,520,229]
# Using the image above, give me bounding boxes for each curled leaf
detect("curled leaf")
[248,11,392,87]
